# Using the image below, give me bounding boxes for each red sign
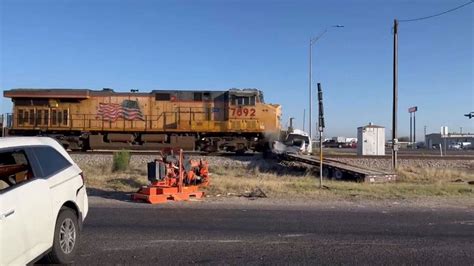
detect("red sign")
[408,106,418,113]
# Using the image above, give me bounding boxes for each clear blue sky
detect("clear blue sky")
[1,0,473,139]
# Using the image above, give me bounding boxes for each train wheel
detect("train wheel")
[235,143,248,155]
[235,149,246,155]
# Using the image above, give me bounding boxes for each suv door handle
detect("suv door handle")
[0,209,15,220]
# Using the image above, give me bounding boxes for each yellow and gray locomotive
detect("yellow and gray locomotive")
[3,88,281,152]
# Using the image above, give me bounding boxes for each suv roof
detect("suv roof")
[0,137,60,148]
[0,137,74,164]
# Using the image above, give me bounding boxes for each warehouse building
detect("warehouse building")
[425,133,474,149]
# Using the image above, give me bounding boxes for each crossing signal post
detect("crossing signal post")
[317,83,325,188]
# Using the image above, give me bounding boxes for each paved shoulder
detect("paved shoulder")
[76,200,474,265]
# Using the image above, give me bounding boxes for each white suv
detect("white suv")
[0,137,88,264]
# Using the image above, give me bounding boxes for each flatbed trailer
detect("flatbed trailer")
[280,153,397,183]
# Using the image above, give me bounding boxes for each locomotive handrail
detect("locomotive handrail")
[9,112,265,133]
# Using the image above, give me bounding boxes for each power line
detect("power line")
[399,0,474,22]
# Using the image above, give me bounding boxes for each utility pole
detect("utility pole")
[424,125,427,147]
[289,117,295,132]
[309,40,313,139]
[303,109,306,131]
[0,114,3,137]
[392,19,399,169]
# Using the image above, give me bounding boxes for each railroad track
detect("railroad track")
[324,154,474,160]
[68,150,258,157]
[68,150,474,160]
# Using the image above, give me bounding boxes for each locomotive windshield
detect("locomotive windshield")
[231,96,256,106]
[228,89,264,106]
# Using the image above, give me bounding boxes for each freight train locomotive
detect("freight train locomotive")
[3,88,281,152]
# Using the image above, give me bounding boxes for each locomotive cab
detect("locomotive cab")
[228,89,261,106]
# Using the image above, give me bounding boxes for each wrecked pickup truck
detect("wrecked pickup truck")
[272,129,312,155]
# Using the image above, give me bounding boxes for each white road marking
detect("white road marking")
[453,220,474,225]
[101,239,289,251]
[149,239,244,243]
[281,234,307,238]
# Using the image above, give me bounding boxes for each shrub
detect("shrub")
[112,150,130,172]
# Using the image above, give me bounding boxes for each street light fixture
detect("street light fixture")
[308,25,344,140]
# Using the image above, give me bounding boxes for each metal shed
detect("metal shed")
[357,123,385,156]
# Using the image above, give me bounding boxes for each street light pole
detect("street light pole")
[309,31,326,140]
[303,109,306,131]
[308,25,343,141]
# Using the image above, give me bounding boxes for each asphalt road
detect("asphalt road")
[76,200,474,265]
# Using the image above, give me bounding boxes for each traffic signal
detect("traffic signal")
[317,83,325,131]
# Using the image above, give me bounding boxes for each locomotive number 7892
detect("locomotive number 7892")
[230,108,256,117]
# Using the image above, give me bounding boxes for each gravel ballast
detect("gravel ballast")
[71,154,473,172]
[334,158,473,171]
[71,154,284,171]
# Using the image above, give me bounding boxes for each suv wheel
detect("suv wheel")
[46,208,80,264]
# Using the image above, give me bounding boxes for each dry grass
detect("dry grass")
[81,163,147,193]
[205,165,330,198]
[79,160,474,201]
[206,165,473,200]
[397,166,473,184]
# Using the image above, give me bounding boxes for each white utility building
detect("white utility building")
[357,123,385,156]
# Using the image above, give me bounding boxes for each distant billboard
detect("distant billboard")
[408,106,418,113]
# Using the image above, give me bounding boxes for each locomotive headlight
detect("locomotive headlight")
[49,99,59,108]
